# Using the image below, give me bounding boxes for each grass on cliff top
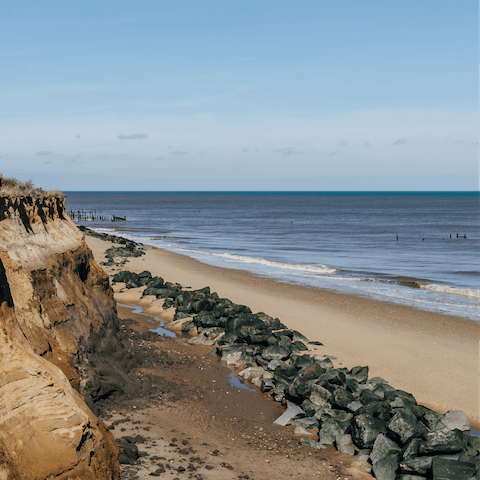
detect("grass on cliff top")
[0,176,64,199]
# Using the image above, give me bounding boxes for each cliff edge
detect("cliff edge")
[0,194,121,479]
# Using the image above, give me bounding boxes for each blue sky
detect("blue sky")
[1,1,477,191]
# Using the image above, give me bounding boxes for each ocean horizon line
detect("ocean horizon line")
[63,190,479,195]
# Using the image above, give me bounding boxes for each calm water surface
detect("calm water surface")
[65,192,480,321]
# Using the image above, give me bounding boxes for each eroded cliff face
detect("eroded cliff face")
[0,195,121,480]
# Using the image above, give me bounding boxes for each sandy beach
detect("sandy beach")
[86,235,479,431]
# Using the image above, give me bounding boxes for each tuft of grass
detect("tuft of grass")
[0,176,64,199]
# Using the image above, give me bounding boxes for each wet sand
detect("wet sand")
[106,305,364,480]
[86,235,479,433]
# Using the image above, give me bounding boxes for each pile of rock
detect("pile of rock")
[79,227,145,266]
[112,270,480,480]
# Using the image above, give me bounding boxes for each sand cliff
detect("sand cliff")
[0,195,121,479]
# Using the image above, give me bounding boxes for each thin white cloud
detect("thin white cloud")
[36,151,53,156]
[117,133,148,140]
[274,147,316,155]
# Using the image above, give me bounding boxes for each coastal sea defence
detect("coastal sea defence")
[91,230,480,479]
[0,195,122,479]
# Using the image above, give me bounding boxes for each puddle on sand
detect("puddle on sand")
[228,373,256,392]
[118,303,176,338]
[470,429,480,437]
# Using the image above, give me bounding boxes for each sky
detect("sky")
[0,1,478,191]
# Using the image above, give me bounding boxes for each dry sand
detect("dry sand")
[86,235,479,433]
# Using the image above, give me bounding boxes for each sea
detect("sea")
[64,192,480,322]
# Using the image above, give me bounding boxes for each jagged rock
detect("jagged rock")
[181,320,195,332]
[299,438,327,449]
[462,446,479,458]
[174,311,191,320]
[373,383,396,398]
[331,386,354,409]
[326,409,353,424]
[402,438,423,459]
[431,456,476,480]
[384,389,417,405]
[238,366,265,384]
[349,366,369,383]
[356,449,371,462]
[291,417,319,430]
[201,327,224,340]
[310,384,332,407]
[117,437,140,464]
[300,399,317,417]
[387,408,428,445]
[372,453,400,480]
[468,435,480,452]
[319,419,349,445]
[390,396,423,418]
[292,341,309,352]
[422,410,444,431]
[370,434,401,465]
[352,414,387,449]
[318,357,335,370]
[267,359,286,371]
[336,434,356,455]
[217,345,246,364]
[400,456,438,476]
[441,410,470,432]
[217,333,239,345]
[347,400,363,412]
[419,428,468,454]
[290,330,310,342]
[291,354,314,370]
[273,405,304,426]
[262,345,292,361]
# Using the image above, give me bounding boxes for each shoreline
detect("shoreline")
[85,234,480,430]
[94,226,480,322]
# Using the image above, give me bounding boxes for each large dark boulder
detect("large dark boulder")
[331,386,355,409]
[352,414,387,449]
[262,345,292,361]
[348,365,369,383]
[370,434,401,465]
[194,314,226,328]
[372,453,400,480]
[419,429,468,455]
[387,409,428,445]
[318,419,349,445]
[431,456,477,480]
